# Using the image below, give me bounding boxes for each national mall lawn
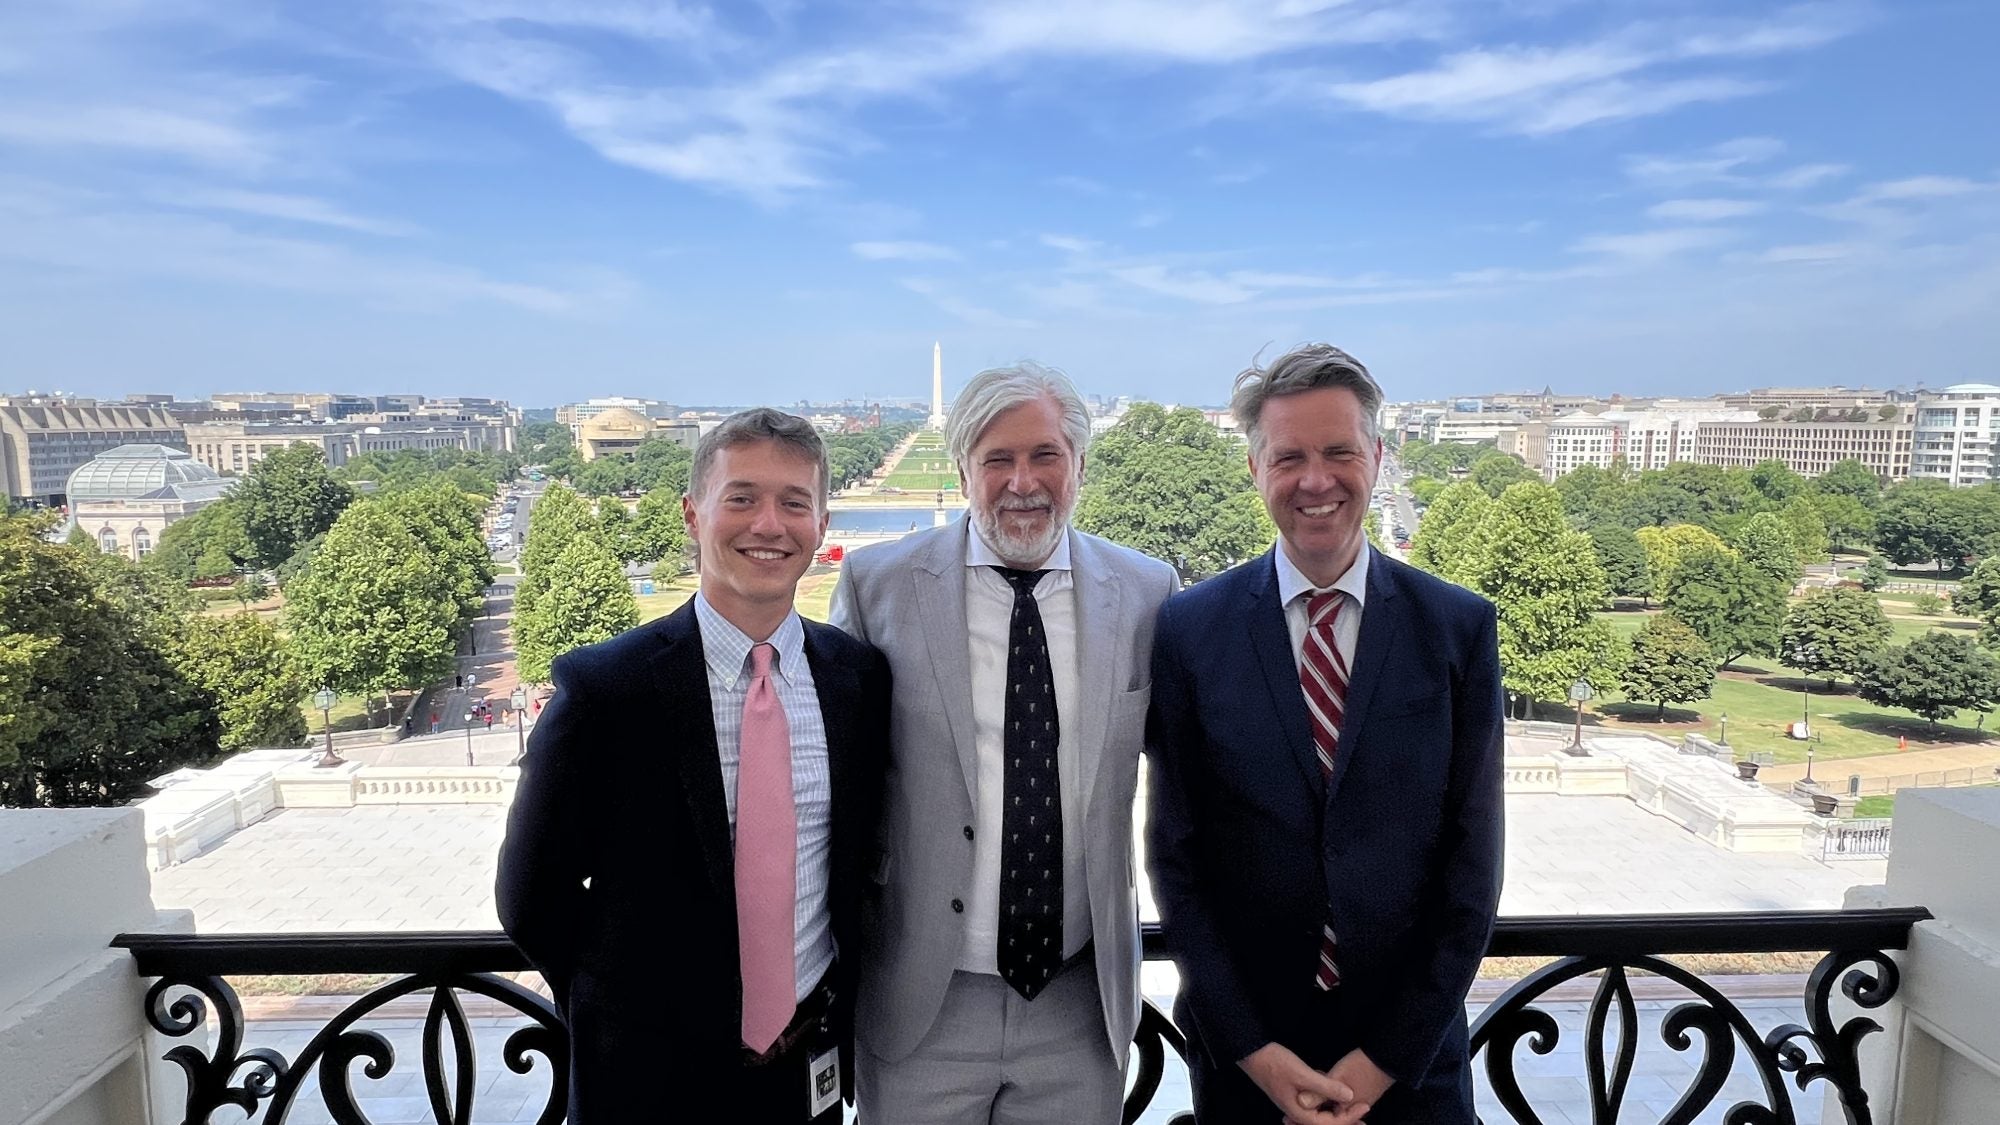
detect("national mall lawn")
[1587,590,1994,766]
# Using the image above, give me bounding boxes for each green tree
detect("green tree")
[1749,460,1807,504]
[1758,405,1783,421]
[1812,492,1874,554]
[1589,525,1650,603]
[1633,523,1730,600]
[1073,403,1274,582]
[1407,480,1492,585]
[1619,614,1716,718]
[1732,512,1801,590]
[630,437,694,494]
[1952,557,2000,645]
[1779,495,1831,567]
[1779,588,1893,687]
[514,534,640,684]
[1859,554,1888,592]
[1461,482,1623,713]
[516,483,599,618]
[598,499,642,565]
[1875,478,1975,571]
[520,419,575,464]
[1661,546,1786,668]
[1408,476,1447,506]
[1,514,220,807]
[234,444,354,569]
[147,501,253,582]
[377,485,494,628]
[1857,632,2000,727]
[1469,452,1538,497]
[1814,458,1882,506]
[631,486,691,567]
[66,525,97,551]
[1553,462,1634,529]
[285,503,458,721]
[231,573,270,609]
[170,614,307,751]
[572,455,636,497]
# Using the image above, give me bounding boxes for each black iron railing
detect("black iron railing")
[114,907,1929,1125]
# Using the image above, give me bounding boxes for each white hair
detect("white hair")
[945,361,1092,475]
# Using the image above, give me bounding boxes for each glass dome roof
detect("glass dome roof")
[66,444,224,501]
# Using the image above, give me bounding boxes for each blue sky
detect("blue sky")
[2,0,1996,407]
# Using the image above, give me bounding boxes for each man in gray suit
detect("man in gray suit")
[832,362,1178,1123]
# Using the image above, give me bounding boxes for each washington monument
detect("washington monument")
[928,341,946,429]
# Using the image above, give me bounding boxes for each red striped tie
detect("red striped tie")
[1300,591,1348,991]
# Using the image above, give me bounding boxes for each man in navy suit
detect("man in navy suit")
[498,409,890,1123]
[1146,345,1504,1124]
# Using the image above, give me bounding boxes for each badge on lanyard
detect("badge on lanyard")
[808,1047,840,1117]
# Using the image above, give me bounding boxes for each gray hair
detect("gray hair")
[1230,343,1383,454]
[688,408,830,507]
[946,361,1092,474]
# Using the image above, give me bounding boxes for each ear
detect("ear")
[681,493,699,542]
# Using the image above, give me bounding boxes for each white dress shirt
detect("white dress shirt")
[693,592,835,1004]
[959,523,1091,973]
[1275,541,1372,676]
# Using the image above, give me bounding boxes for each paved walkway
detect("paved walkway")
[1760,741,2000,787]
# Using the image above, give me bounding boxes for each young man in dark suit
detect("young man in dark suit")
[1146,345,1505,1125]
[498,408,891,1123]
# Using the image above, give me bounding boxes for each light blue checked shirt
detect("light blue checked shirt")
[694,592,834,1004]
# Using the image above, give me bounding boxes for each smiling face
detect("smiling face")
[1248,386,1382,587]
[961,393,1083,568]
[682,438,828,637]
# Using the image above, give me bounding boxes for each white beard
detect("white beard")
[973,492,1073,567]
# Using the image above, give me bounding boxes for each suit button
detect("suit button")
[951,898,964,913]
[963,825,975,841]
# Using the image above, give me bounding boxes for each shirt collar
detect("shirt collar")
[1274,539,1371,611]
[964,517,1073,572]
[693,591,807,690]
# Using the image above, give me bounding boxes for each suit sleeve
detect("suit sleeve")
[1361,602,1506,1084]
[829,559,869,644]
[496,651,596,1000]
[1145,597,1273,1064]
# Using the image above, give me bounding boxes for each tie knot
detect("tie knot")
[991,566,1048,596]
[749,642,775,679]
[1306,590,1343,628]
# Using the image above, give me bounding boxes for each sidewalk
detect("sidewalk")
[1760,741,2000,787]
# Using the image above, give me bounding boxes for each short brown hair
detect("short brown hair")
[1230,344,1383,454]
[688,409,829,507]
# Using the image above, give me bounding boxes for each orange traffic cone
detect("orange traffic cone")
[1898,734,1908,752]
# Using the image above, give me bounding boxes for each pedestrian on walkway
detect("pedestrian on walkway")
[430,711,440,734]
[484,710,496,731]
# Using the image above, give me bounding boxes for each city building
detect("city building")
[0,396,186,506]
[1910,384,2000,487]
[1541,408,1759,479]
[1428,412,1529,444]
[1496,421,1549,473]
[183,418,515,475]
[1694,411,1916,481]
[63,445,232,561]
[556,397,677,438]
[1719,386,1892,411]
[576,407,653,461]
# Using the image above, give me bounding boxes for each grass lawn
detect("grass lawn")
[1588,604,1998,764]
[1854,795,1896,818]
[300,690,406,735]
[879,471,961,491]
[634,571,841,625]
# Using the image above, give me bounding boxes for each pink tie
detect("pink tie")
[736,642,797,1052]
[1300,592,1349,991]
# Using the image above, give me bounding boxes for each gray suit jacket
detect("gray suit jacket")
[830,520,1178,1066]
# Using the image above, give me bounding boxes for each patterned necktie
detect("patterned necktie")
[736,642,797,1051]
[1300,591,1349,991]
[993,566,1063,1000]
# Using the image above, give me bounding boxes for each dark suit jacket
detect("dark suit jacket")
[496,601,891,1123]
[1146,547,1504,1122]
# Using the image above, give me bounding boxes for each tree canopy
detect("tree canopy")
[1857,632,2000,727]
[1073,403,1273,582]
[1779,587,1893,686]
[1660,545,1787,668]
[1619,614,1716,718]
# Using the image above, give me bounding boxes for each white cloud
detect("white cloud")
[1569,226,1733,261]
[1107,264,1255,304]
[1040,233,1101,255]
[850,240,957,261]
[0,104,270,168]
[900,277,1034,328]
[1133,208,1169,229]
[1645,198,1767,222]
[1753,242,1857,263]
[167,189,422,237]
[1625,137,1851,194]
[1855,176,1987,204]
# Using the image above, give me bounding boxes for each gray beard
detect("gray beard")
[973,502,1071,568]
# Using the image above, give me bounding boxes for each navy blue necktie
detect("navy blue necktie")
[992,566,1063,1000]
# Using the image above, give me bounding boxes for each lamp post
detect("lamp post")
[1565,679,1594,756]
[1718,711,1729,746]
[312,688,343,768]
[510,686,528,766]
[1805,735,1818,787]
[1797,643,1817,740]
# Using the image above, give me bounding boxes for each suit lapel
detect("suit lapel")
[1069,531,1122,819]
[1248,550,1324,798]
[1327,551,1401,802]
[803,621,858,829]
[912,524,981,808]
[647,601,734,905]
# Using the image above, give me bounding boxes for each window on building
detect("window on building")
[98,529,118,552]
[133,529,152,559]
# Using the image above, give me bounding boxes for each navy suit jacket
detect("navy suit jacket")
[1146,546,1504,1113]
[496,602,891,1123]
